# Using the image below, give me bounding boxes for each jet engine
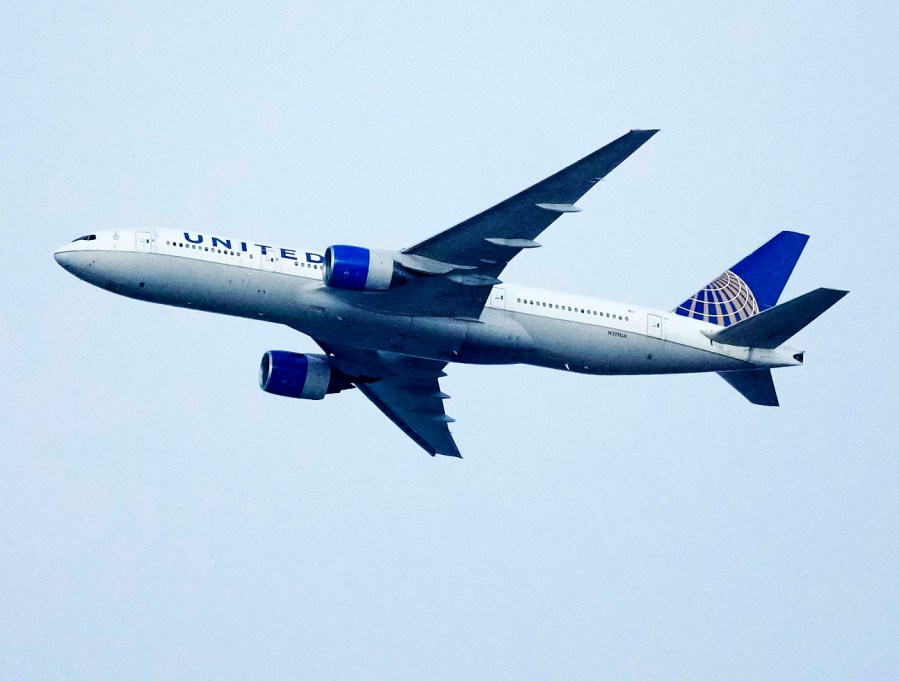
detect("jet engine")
[323,245,405,292]
[259,351,351,400]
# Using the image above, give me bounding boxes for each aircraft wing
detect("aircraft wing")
[331,129,658,318]
[315,340,461,457]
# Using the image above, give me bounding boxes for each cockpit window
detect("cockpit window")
[72,234,97,242]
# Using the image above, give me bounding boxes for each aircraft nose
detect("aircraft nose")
[54,245,75,269]
[54,244,96,279]
[55,234,100,269]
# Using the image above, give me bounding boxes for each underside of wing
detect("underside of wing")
[329,129,658,319]
[404,129,658,274]
[315,341,461,458]
[356,379,460,458]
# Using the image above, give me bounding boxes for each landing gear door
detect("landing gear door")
[647,314,663,339]
[490,287,506,310]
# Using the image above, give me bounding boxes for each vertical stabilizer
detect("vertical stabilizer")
[675,231,809,327]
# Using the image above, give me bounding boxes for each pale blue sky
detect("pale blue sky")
[2,2,897,679]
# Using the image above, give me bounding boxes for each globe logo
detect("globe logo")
[676,270,759,326]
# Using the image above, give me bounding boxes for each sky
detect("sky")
[1,1,897,679]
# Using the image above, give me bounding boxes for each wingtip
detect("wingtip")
[816,287,850,299]
[432,449,463,459]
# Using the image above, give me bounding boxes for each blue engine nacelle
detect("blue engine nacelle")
[259,351,335,400]
[323,245,402,291]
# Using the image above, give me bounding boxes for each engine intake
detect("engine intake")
[323,245,403,291]
[259,351,335,400]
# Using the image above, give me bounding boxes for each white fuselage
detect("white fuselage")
[53,229,801,375]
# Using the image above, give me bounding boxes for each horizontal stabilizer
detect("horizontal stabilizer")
[718,369,779,406]
[706,288,848,349]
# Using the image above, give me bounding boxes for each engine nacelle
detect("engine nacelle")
[323,245,403,292]
[259,351,333,400]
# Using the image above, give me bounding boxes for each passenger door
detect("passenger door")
[261,253,277,272]
[490,288,506,310]
[136,231,152,252]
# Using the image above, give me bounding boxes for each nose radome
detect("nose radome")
[54,235,101,269]
[54,247,72,268]
[54,244,94,275]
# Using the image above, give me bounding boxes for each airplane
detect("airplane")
[54,129,847,458]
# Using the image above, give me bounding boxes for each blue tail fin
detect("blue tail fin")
[674,231,809,327]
